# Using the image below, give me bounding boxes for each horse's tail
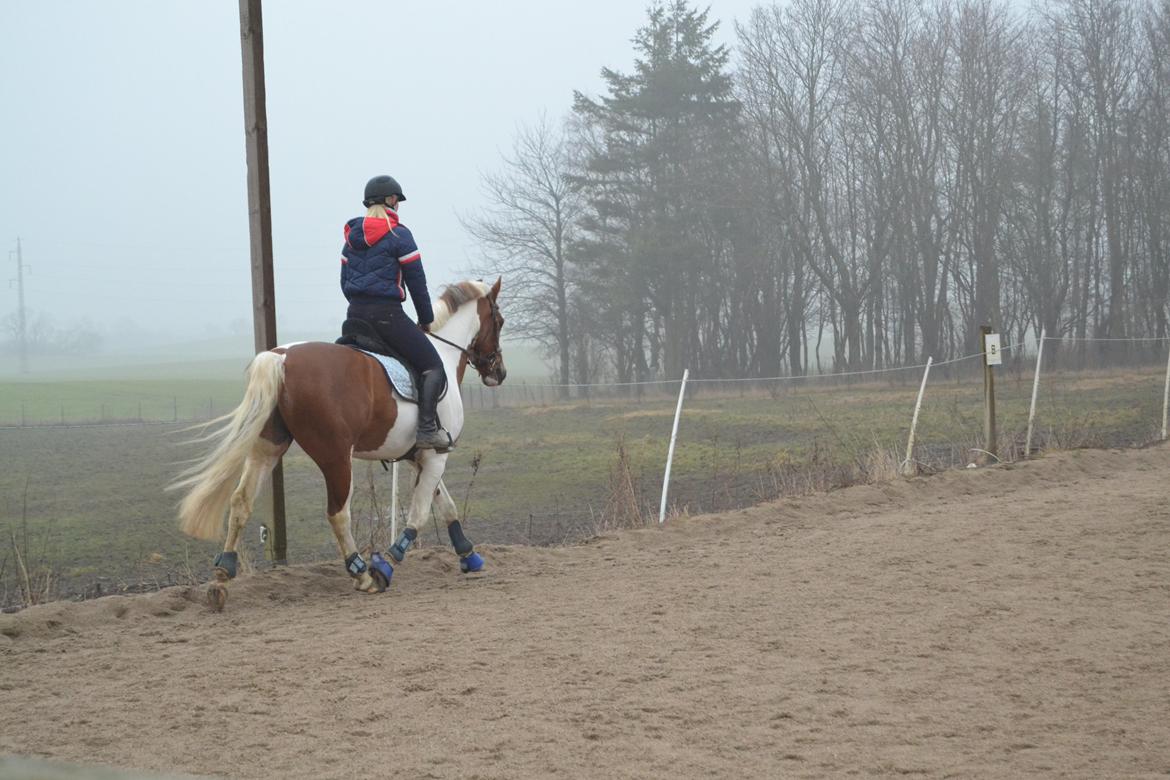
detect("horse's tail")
[171,351,286,541]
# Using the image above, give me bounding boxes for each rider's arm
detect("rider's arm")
[394,226,434,326]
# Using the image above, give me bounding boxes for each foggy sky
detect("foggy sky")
[0,0,758,352]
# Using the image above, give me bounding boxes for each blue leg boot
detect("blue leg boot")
[447,521,484,573]
[212,551,239,579]
[389,527,417,563]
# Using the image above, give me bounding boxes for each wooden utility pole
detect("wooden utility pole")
[11,238,29,373]
[981,325,998,463]
[239,0,287,563]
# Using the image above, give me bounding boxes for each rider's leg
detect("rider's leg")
[414,368,451,449]
[367,305,450,450]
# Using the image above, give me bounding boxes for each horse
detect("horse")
[171,278,506,609]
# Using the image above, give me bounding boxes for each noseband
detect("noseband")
[427,299,502,376]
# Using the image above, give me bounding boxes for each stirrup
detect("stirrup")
[415,428,454,451]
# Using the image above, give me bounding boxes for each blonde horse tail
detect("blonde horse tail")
[171,351,286,541]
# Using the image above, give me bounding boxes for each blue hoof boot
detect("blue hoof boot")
[460,552,484,574]
[369,552,393,592]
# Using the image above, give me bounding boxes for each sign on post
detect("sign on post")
[985,333,1003,366]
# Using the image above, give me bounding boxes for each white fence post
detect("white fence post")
[1025,328,1046,457]
[659,369,690,525]
[902,357,933,477]
[1162,339,1170,441]
[390,461,399,542]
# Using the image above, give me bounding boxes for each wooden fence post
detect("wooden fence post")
[981,325,998,463]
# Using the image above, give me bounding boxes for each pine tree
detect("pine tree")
[570,1,740,381]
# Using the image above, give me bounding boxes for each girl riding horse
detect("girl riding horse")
[344,174,452,451]
[170,183,507,607]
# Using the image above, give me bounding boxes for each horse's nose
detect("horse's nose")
[498,366,507,383]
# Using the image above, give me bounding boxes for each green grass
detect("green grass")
[0,376,249,426]
[1,361,1164,606]
[0,338,554,427]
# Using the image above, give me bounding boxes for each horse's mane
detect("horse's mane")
[430,280,490,331]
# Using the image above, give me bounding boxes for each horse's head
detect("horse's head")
[468,277,507,386]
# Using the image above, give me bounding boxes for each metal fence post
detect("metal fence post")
[902,357,932,476]
[1025,329,1046,456]
[390,461,399,542]
[1162,339,1170,441]
[658,369,690,525]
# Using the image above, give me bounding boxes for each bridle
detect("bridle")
[426,298,503,376]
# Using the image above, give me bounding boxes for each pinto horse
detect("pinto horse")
[172,278,506,608]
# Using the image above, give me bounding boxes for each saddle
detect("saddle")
[336,318,411,368]
[335,319,445,404]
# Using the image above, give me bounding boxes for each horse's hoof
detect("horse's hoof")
[368,553,393,592]
[460,552,484,574]
[207,581,227,612]
[354,571,376,593]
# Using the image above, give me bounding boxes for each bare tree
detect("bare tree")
[468,0,1170,383]
[463,116,582,392]
[1059,0,1139,339]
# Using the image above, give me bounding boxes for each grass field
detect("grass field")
[1,359,1164,607]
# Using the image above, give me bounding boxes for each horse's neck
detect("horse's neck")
[432,302,479,354]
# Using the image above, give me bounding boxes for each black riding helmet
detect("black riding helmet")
[363,175,406,207]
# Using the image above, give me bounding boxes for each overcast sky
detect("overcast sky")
[0,1,760,352]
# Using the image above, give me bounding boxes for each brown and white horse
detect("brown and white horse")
[172,278,506,608]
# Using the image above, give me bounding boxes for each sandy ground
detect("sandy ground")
[2,446,1169,779]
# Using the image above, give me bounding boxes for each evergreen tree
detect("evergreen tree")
[571,1,740,380]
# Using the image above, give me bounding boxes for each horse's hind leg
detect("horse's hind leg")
[208,437,287,610]
[318,456,379,594]
[433,477,484,574]
[223,441,286,554]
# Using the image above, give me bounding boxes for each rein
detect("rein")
[426,298,502,376]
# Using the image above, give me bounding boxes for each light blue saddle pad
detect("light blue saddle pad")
[357,349,419,403]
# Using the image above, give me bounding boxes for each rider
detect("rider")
[340,174,452,450]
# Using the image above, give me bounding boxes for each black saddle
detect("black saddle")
[336,319,422,386]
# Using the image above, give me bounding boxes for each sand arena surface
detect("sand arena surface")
[2,447,1169,778]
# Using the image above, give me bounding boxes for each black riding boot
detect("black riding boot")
[415,368,453,450]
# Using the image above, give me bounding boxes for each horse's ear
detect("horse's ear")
[490,276,502,300]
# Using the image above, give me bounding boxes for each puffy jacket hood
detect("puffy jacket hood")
[344,211,400,249]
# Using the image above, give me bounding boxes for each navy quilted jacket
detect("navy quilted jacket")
[340,210,434,325]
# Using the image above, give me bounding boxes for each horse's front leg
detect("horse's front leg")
[382,451,449,573]
[433,478,484,573]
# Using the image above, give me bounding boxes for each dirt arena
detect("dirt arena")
[2,447,1169,778]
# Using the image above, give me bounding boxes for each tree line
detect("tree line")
[466,0,1170,388]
